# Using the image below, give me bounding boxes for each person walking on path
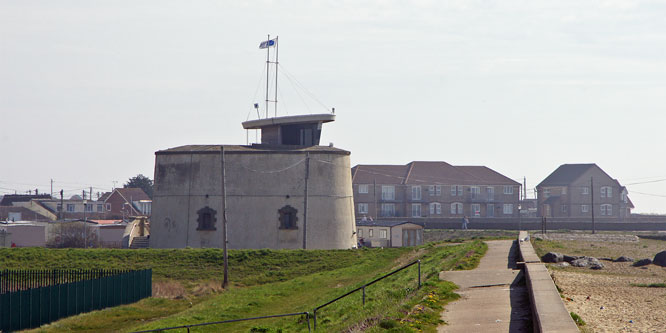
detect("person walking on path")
[461,216,469,230]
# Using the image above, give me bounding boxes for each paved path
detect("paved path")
[438,240,532,332]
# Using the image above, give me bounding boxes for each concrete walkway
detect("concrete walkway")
[438,240,532,332]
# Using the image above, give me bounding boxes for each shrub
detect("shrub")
[570,312,586,326]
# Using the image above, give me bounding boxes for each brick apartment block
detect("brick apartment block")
[351,161,521,219]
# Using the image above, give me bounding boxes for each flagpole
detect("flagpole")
[274,36,279,118]
[265,34,270,119]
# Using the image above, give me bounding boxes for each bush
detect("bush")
[570,312,586,326]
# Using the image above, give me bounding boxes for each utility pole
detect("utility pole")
[51,179,53,197]
[90,187,92,200]
[303,152,310,249]
[83,199,88,248]
[591,177,595,234]
[523,177,527,201]
[220,146,229,289]
[59,189,64,220]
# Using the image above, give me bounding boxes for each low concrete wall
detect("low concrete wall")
[518,231,579,333]
[413,218,666,231]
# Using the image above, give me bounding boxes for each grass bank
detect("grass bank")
[3,241,487,332]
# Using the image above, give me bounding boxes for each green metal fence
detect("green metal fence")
[0,269,151,332]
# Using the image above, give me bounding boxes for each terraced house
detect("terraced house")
[351,161,521,219]
[537,163,633,219]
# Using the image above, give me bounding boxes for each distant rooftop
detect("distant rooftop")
[0,194,51,206]
[352,161,520,186]
[156,144,349,155]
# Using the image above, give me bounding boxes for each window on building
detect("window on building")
[358,229,363,238]
[380,203,395,217]
[451,185,463,196]
[429,202,441,215]
[381,186,395,200]
[196,206,218,230]
[503,204,513,215]
[582,205,589,213]
[504,186,513,194]
[451,202,463,215]
[412,186,421,200]
[358,184,369,194]
[470,186,480,199]
[543,188,551,198]
[561,205,567,213]
[56,204,62,212]
[358,203,368,214]
[435,185,441,196]
[601,186,612,198]
[369,229,374,237]
[106,203,111,211]
[379,229,388,239]
[582,187,589,195]
[601,204,612,216]
[428,185,435,196]
[561,187,567,195]
[67,204,75,212]
[277,205,297,230]
[85,204,93,212]
[412,203,421,217]
[471,204,481,216]
[97,204,103,212]
[486,187,494,201]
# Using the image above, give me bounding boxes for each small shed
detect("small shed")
[356,221,424,248]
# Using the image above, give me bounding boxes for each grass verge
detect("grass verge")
[8,240,487,332]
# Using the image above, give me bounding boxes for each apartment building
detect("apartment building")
[351,161,521,219]
[537,163,633,219]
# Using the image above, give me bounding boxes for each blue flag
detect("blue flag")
[259,39,276,49]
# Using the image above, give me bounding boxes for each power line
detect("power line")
[624,179,666,186]
[629,191,666,198]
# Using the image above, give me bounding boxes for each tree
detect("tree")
[47,222,99,248]
[124,174,154,199]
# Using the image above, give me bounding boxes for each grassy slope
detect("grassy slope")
[2,241,487,332]
[0,247,383,287]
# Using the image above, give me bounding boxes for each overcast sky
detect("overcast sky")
[2,1,666,213]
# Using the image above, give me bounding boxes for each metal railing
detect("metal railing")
[0,269,152,332]
[313,259,420,329]
[0,269,130,294]
[132,312,311,333]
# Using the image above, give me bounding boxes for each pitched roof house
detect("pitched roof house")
[103,188,152,218]
[537,163,633,219]
[351,161,520,219]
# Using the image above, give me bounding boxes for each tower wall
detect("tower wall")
[151,146,356,249]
